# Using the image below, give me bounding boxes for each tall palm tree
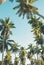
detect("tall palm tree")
[11,41,20,57]
[27,44,35,65]
[19,47,27,65]
[11,41,20,65]
[0,35,14,65]
[4,50,12,65]
[0,17,16,65]
[13,0,38,19]
[0,35,14,52]
[28,17,44,65]
[27,44,41,65]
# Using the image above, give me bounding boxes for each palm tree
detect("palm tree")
[11,41,20,57]
[27,44,35,65]
[13,0,44,19]
[19,47,27,65]
[0,17,16,65]
[13,0,38,19]
[4,50,12,65]
[27,44,41,65]
[28,17,44,65]
[11,41,20,65]
[0,35,14,52]
[0,35,14,65]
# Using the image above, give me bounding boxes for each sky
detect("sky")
[0,0,44,63]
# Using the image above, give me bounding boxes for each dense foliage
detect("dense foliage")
[0,0,44,65]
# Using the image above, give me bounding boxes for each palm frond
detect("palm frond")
[29,0,38,4]
[0,25,3,31]
[13,5,20,10]
[8,40,14,42]
[0,36,3,39]
[7,42,13,47]
[8,22,16,28]
[0,19,4,24]
[5,17,10,24]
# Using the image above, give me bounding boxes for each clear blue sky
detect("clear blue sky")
[0,0,44,61]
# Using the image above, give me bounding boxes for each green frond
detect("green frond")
[8,22,16,28]
[8,40,14,42]
[0,19,4,24]
[0,25,3,31]
[29,0,38,4]
[5,17,10,24]
[13,5,20,10]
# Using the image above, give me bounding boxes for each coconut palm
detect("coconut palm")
[0,17,16,65]
[11,41,20,57]
[4,50,12,65]
[19,47,27,65]
[0,35,14,52]
[13,0,38,19]
[27,44,34,64]
[11,41,20,65]
[13,0,44,19]
[0,35,14,65]
[27,44,41,65]
[28,17,44,65]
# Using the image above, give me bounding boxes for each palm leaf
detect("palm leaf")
[8,22,16,28]
[0,19,4,24]
[5,44,8,51]
[13,5,20,10]
[5,17,10,24]
[7,42,13,47]
[35,12,44,19]
[0,36,3,39]
[8,40,14,42]
[9,30,12,35]
[16,8,22,14]
[0,25,3,31]
[29,0,38,4]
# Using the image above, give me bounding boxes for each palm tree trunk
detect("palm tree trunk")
[2,43,4,65]
[2,32,6,65]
